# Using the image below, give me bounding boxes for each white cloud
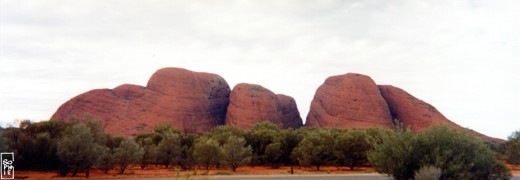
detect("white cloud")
[1,0,518,139]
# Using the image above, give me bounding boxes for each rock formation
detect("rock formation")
[225,83,303,129]
[305,73,394,129]
[378,85,502,142]
[277,95,304,128]
[51,67,501,142]
[51,67,231,136]
[305,72,502,142]
[378,85,453,131]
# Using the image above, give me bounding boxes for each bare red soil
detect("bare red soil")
[16,164,519,179]
[15,165,375,179]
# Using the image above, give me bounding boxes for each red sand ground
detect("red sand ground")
[16,164,519,179]
[15,165,375,179]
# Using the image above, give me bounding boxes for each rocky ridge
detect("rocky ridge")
[51,68,500,142]
[51,67,231,136]
[305,73,501,142]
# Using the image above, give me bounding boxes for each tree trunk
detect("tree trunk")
[119,165,126,174]
[290,166,294,174]
[72,169,78,177]
[86,168,90,178]
[232,166,237,172]
[316,165,320,171]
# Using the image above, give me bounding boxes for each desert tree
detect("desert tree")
[56,124,102,177]
[505,130,520,169]
[220,136,252,172]
[0,132,9,152]
[368,128,419,180]
[134,134,159,169]
[2,120,72,170]
[198,126,244,169]
[96,147,114,173]
[279,129,302,166]
[154,124,181,138]
[418,125,510,179]
[178,134,196,170]
[368,125,511,179]
[99,134,124,151]
[155,133,182,168]
[263,129,301,169]
[193,137,221,171]
[207,125,246,145]
[290,145,302,169]
[294,129,335,171]
[113,138,144,174]
[333,129,371,170]
[246,121,280,165]
[264,141,283,169]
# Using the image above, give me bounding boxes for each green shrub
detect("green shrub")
[414,166,441,180]
[293,129,335,171]
[333,129,371,170]
[368,125,511,179]
[368,129,419,179]
[505,130,520,167]
[220,136,252,172]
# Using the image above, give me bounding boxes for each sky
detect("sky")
[1,0,519,139]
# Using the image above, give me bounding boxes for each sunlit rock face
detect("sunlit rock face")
[305,72,503,142]
[225,83,303,130]
[306,73,394,129]
[51,67,231,136]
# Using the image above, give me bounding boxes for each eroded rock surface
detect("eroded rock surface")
[225,83,303,129]
[378,85,452,131]
[52,68,502,142]
[305,73,394,129]
[378,85,502,142]
[51,67,231,136]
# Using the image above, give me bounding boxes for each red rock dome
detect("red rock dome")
[306,73,394,129]
[51,67,231,136]
[225,83,303,130]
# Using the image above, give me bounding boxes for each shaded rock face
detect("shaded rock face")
[51,68,231,136]
[225,83,303,130]
[277,95,304,129]
[378,85,454,131]
[306,73,394,129]
[378,85,503,142]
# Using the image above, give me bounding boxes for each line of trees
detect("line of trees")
[368,126,511,179]
[0,116,518,179]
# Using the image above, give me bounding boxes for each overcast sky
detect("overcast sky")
[1,0,519,139]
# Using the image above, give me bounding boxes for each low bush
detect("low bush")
[368,125,511,179]
[414,165,441,180]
